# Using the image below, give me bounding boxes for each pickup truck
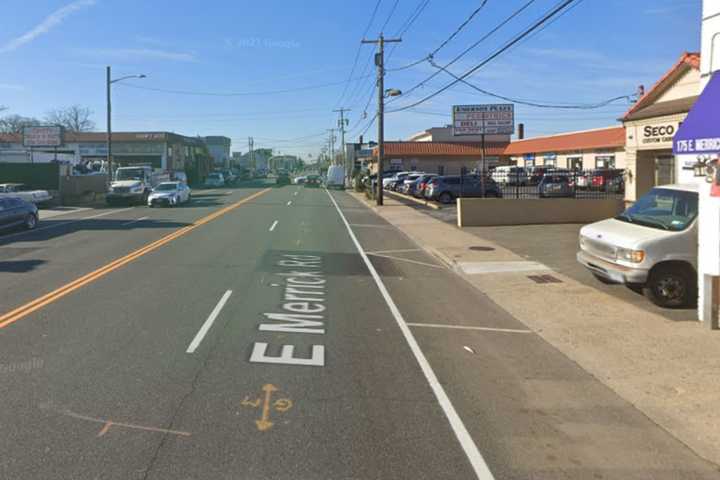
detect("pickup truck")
[0,183,53,206]
[577,183,698,308]
[107,166,169,205]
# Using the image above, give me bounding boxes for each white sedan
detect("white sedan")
[147,182,191,207]
[0,183,53,205]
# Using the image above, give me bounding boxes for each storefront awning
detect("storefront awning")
[673,73,720,155]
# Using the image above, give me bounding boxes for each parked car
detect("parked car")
[539,173,576,198]
[424,175,502,204]
[148,182,191,207]
[325,165,345,189]
[204,172,225,188]
[0,183,53,206]
[492,166,528,186]
[276,171,291,185]
[413,174,437,198]
[577,183,698,308]
[398,173,425,194]
[223,170,237,185]
[527,166,551,185]
[383,171,410,189]
[0,197,38,231]
[107,166,170,206]
[591,169,625,193]
[304,175,321,188]
[294,176,307,185]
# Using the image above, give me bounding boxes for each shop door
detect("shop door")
[655,155,675,186]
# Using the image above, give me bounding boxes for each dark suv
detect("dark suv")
[424,175,502,204]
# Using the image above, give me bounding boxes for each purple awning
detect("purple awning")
[673,72,720,155]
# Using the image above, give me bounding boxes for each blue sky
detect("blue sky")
[0,0,702,158]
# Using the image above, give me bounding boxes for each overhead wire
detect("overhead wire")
[387,0,580,113]
[387,0,538,101]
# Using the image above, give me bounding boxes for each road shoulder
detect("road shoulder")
[347,190,720,469]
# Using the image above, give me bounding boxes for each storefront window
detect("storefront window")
[568,157,583,170]
[655,155,675,185]
[595,155,615,168]
[523,154,535,167]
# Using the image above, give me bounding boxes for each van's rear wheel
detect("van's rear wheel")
[643,264,694,308]
[24,213,37,230]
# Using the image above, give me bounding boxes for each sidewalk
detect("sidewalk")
[349,191,720,467]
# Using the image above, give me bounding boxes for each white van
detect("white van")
[326,165,345,190]
[577,184,699,308]
[492,166,528,186]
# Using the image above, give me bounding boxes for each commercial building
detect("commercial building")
[504,126,626,170]
[622,52,701,202]
[203,136,232,169]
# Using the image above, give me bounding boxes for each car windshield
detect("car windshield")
[116,169,145,180]
[617,188,698,231]
[155,183,178,191]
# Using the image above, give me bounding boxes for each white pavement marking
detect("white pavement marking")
[406,323,532,334]
[0,207,134,241]
[457,261,550,275]
[463,346,476,354]
[186,290,233,354]
[325,189,495,480]
[367,253,444,269]
[294,191,298,196]
[269,220,279,232]
[121,216,149,227]
[287,200,293,206]
[348,223,392,229]
[366,248,423,255]
[40,207,91,220]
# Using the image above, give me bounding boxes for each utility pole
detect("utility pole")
[334,108,351,184]
[248,137,255,171]
[362,34,401,206]
[106,66,112,184]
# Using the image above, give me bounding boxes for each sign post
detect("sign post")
[452,104,514,195]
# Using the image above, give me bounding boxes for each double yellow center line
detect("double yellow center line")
[0,188,271,330]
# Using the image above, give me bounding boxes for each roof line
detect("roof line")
[509,125,623,143]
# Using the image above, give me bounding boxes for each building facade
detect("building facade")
[622,52,701,202]
[504,126,626,170]
[0,131,212,183]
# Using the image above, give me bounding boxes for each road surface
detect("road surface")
[0,181,717,479]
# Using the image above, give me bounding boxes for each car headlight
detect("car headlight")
[617,247,645,263]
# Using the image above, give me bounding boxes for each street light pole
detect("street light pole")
[106,67,146,183]
[362,34,401,206]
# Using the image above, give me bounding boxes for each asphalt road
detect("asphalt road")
[0,181,717,479]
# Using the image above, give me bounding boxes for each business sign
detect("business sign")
[452,104,514,136]
[673,72,720,155]
[23,126,63,147]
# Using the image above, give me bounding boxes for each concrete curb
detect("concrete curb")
[384,190,443,210]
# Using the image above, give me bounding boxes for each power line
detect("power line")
[388,0,580,113]
[116,74,374,97]
[387,0,537,101]
[335,0,384,108]
[387,0,489,71]
[428,58,634,109]
[379,0,401,33]
[385,0,432,63]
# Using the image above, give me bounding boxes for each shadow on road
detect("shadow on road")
[0,218,193,245]
[0,259,46,273]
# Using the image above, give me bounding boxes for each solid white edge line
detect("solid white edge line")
[121,216,149,227]
[186,290,233,354]
[269,220,279,232]
[406,323,532,334]
[324,189,495,480]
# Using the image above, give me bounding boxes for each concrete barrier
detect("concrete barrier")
[457,198,625,227]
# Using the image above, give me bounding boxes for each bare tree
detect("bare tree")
[0,114,42,134]
[45,105,96,132]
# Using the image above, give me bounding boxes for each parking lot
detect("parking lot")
[407,202,697,322]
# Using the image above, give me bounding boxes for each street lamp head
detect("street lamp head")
[138,74,147,79]
[385,88,402,97]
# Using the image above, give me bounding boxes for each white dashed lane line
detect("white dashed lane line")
[269,220,278,232]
